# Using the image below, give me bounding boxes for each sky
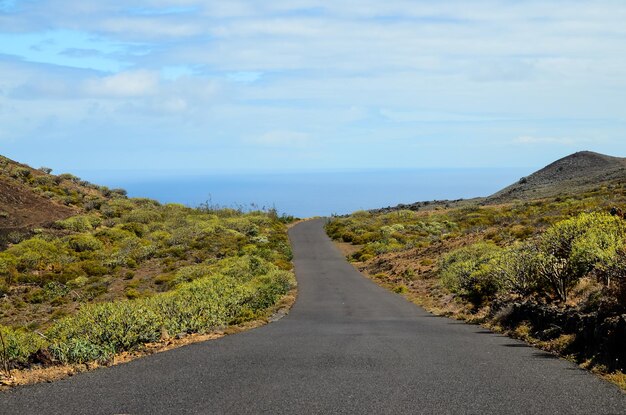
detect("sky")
[0,0,625,174]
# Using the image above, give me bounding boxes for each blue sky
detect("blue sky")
[1,0,625,174]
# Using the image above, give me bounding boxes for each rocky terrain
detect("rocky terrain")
[486,151,626,204]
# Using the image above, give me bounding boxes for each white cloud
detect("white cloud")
[99,17,203,38]
[2,1,626,171]
[83,70,159,97]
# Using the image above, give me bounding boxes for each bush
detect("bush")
[122,209,162,225]
[79,260,108,276]
[170,264,211,286]
[47,301,161,363]
[33,175,55,187]
[67,234,103,253]
[0,254,17,278]
[439,243,503,307]
[119,222,148,237]
[537,213,626,302]
[110,188,128,197]
[0,326,46,367]
[55,216,100,232]
[10,167,31,180]
[5,238,64,272]
[45,262,294,364]
[57,173,80,183]
[491,242,541,297]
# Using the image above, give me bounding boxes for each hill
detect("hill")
[0,155,126,248]
[486,151,626,204]
[367,151,626,214]
[366,151,626,214]
[0,154,295,377]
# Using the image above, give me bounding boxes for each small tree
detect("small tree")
[537,212,626,302]
[492,242,540,297]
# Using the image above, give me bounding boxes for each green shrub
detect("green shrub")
[0,326,46,367]
[0,254,17,278]
[45,262,294,364]
[79,260,108,276]
[125,288,141,299]
[491,242,541,297]
[67,234,103,252]
[55,216,99,232]
[537,212,626,302]
[439,243,503,307]
[172,264,213,286]
[100,199,135,218]
[67,276,89,288]
[47,301,161,364]
[121,208,162,224]
[6,238,64,272]
[95,227,134,242]
[33,175,55,187]
[119,222,148,237]
[10,167,31,180]
[110,188,127,197]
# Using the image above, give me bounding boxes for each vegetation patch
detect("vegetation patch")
[0,155,298,383]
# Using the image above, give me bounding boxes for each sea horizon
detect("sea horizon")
[75,167,532,218]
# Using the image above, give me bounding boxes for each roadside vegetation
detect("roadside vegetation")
[326,182,626,386]
[0,156,296,375]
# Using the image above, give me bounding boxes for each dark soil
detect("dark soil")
[0,177,75,247]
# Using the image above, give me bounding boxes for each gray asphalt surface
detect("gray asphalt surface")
[1,218,625,414]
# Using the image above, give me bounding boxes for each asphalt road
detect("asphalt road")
[1,218,625,414]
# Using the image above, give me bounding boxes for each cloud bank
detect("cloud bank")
[0,1,625,171]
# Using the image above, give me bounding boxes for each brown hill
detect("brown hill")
[486,151,626,204]
[0,177,74,233]
[0,155,124,247]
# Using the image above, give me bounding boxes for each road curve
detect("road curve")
[1,218,625,414]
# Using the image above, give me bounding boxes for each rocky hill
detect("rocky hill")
[486,151,626,204]
[0,155,125,247]
[364,151,626,214]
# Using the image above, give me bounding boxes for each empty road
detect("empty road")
[0,218,625,414]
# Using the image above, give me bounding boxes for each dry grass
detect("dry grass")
[603,371,626,391]
[333,240,363,258]
[566,277,604,308]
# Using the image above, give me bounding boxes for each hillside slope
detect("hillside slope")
[0,178,74,233]
[0,155,121,247]
[486,151,626,203]
[0,154,295,379]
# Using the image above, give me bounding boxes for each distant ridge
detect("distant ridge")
[370,151,626,214]
[486,151,626,203]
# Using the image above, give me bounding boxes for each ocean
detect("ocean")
[78,168,531,218]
